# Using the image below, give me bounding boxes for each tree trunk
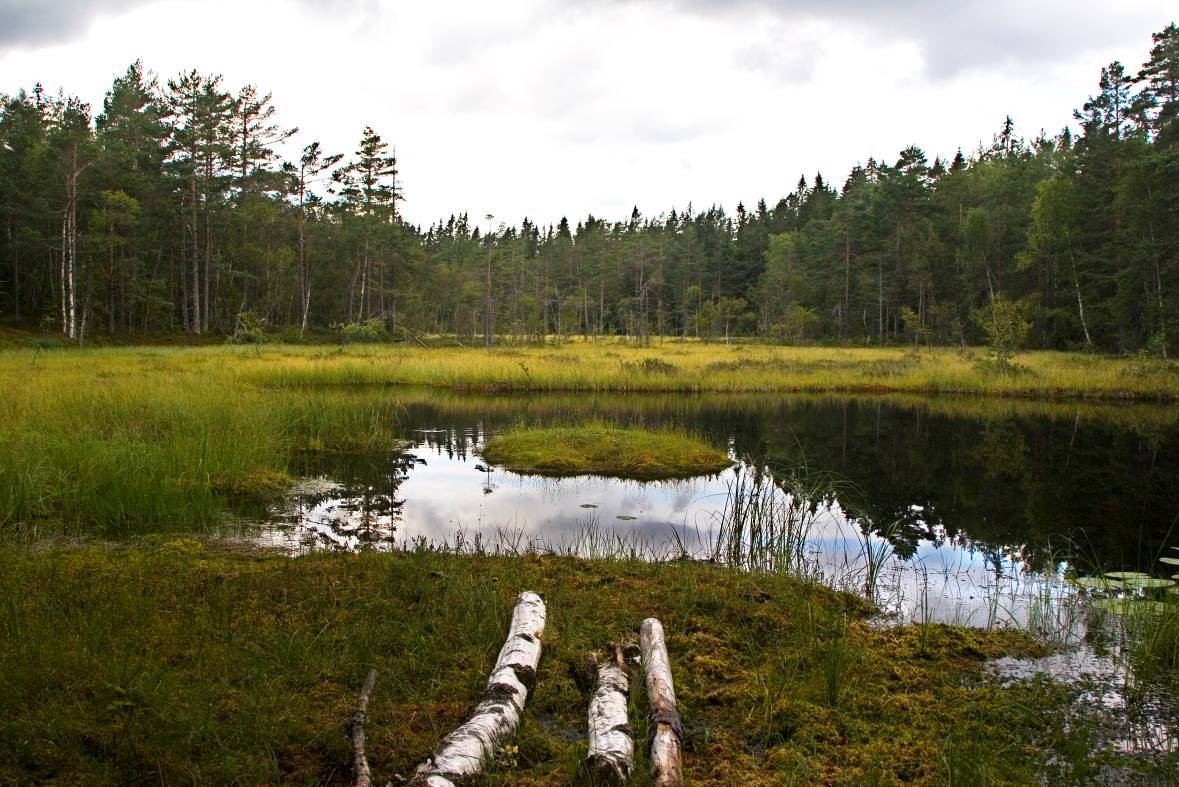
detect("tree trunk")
[1156,259,1166,357]
[60,213,68,335]
[842,234,850,341]
[64,146,79,341]
[1069,253,1093,349]
[203,155,213,333]
[586,644,634,785]
[639,619,682,787]
[484,242,493,348]
[190,173,201,334]
[298,179,310,337]
[411,592,547,787]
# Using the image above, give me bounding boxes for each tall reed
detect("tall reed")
[707,466,823,576]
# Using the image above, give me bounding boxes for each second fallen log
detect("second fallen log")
[586,644,634,784]
[640,618,683,787]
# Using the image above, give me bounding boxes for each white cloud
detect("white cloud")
[0,0,1173,228]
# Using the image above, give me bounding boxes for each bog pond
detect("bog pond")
[230,391,1178,631]
[230,389,1179,763]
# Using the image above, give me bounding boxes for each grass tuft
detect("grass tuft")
[481,422,731,481]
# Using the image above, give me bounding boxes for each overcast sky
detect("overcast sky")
[0,0,1173,228]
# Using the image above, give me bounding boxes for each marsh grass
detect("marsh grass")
[3,344,1178,539]
[707,467,823,575]
[820,616,853,708]
[0,362,401,535]
[480,422,731,480]
[0,541,1094,785]
[226,341,1179,400]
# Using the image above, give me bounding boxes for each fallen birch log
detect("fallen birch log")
[585,644,635,784]
[410,591,547,787]
[640,618,683,787]
[349,668,379,787]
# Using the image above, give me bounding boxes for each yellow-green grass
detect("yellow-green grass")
[6,341,1179,399]
[2,342,1176,534]
[0,541,1104,786]
[0,349,402,534]
[235,341,1179,400]
[481,423,732,480]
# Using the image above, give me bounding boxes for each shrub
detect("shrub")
[972,297,1030,367]
[230,311,269,344]
[334,319,389,344]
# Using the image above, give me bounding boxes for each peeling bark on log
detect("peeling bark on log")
[349,668,378,787]
[586,644,634,784]
[411,592,547,786]
[640,618,683,787]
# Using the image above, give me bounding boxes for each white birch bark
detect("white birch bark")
[349,668,378,787]
[640,618,683,787]
[411,591,546,786]
[586,644,634,784]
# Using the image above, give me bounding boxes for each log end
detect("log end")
[585,752,632,786]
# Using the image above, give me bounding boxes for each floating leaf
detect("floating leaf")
[1091,598,1131,614]
[1159,557,1179,566]
[1105,571,1149,580]
[615,515,638,521]
[1071,576,1126,590]
[579,503,599,509]
[1121,576,1175,589]
[1092,598,1170,615]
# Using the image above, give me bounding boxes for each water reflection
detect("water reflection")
[240,389,1179,765]
[251,391,1179,580]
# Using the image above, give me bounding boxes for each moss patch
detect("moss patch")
[0,544,1099,785]
[209,467,293,496]
[481,423,732,480]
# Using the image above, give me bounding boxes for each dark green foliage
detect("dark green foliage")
[335,318,390,343]
[1,26,1178,352]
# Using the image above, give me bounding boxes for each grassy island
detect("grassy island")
[481,423,732,480]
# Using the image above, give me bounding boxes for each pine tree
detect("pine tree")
[1135,23,1179,145]
[335,127,401,322]
[164,71,234,333]
[286,142,342,336]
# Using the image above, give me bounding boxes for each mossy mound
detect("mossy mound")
[481,423,732,480]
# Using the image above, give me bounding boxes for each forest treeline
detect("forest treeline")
[0,24,1177,350]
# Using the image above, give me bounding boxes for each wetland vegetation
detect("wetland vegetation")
[0,540,1101,786]
[480,423,731,480]
[3,20,1179,783]
[1,342,1178,784]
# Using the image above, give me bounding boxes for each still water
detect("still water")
[246,390,1179,629]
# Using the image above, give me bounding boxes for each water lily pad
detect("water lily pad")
[1104,571,1149,580]
[579,503,599,509]
[1071,576,1126,590]
[1159,556,1179,566]
[1121,576,1175,589]
[1092,597,1171,615]
[615,515,638,521]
